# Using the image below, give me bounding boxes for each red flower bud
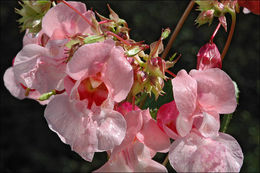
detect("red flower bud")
[238,0,260,15]
[197,43,222,70]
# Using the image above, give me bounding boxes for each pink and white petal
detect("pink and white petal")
[137,119,170,152]
[42,1,93,37]
[67,40,114,80]
[169,132,204,172]
[44,94,98,161]
[190,68,237,114]
[4,67,26,99]
[169,131,243,172]
[33,61,66,93]
[112,110,143,154]
[171,70,197,119]
[94,153,132,172]
[193,112,220,138]
[133,142,167,172]
[92,109,127,151]
[215,133,244,172]
[176,114,194,137]
[162,125,180,140]
[103,46,133,102]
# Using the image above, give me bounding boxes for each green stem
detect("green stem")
[221,13,236,60]
[162,154,169,166]
[161,1,195,59]
[221,114,233,133]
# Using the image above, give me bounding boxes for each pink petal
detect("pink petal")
[157,100,179,139]
[66,40,114,80]
[137,118,170,152]
[42,1,94,38]
[171,70,197,136]
[92,109,127,151]
[169,131,243,172]
[190,68,237,114]
[114,102,140,117]
[112,110,143,154]
[3,67,26,99]
[44,94,98,161]
[103,46,133,102]
[193,112,220,138]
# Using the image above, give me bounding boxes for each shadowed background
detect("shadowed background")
[0,1,259,172]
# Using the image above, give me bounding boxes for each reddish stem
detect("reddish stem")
[210,22,221,44]
[161,1,195,59]
[165,69,176,78]
[98,20,113,25]
[221,14,236,60]
[55,89,66,94]
[132,96,135,110]
[61,0,96,30]
[105,31,131,46]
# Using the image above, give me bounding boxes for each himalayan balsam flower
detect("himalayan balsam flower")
[171,68,237,138]
[169,130,243,172]
[44,40,133,161]
[96,103,170,172]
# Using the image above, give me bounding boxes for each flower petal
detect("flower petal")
[190,68,237,114]
[103,46,133,102]
[92,109,127,151]
[169,131,243,172]
[44,94,98,161]
[42,1,94,38]
[66,40,114,80]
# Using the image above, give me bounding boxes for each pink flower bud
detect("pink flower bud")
[196,43,222,70]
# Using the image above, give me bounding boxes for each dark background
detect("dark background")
[1,1,259,172]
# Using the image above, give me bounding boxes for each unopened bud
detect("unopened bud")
[197,43,222,70]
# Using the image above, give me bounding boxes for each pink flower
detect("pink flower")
[169,130,243,172]
[171,68,237,138]
[42,1,95,39]
[197,43,222,71]
[95,109,170,172]
[44,40,134,161]
[3,40,67,104]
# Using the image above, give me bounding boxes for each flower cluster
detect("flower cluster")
[4,0,257,172]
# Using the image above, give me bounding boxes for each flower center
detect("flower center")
[78,77,108,109]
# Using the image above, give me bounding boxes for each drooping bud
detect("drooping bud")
[197,43,222,70]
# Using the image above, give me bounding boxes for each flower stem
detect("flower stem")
[162,154,169,166]
[221,13,236,60]
[210,22,221,44]
[161,1,195,59]
[105,31,131,46]
[221,114,233,133]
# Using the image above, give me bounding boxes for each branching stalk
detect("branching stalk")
[221,13,236,60]
[161,1,195,59]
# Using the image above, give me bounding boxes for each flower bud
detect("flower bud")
[197,43,222,70]
[196,9,214,26]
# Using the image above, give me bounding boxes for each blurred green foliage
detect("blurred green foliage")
[0,1,259,172]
